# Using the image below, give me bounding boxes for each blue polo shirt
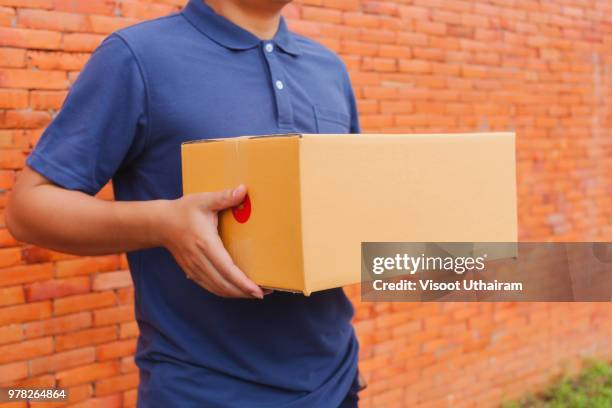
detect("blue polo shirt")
[27,1,360,407]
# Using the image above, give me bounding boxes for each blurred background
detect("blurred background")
[0,0,610,407]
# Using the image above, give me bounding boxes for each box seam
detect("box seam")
[297,136,310,295]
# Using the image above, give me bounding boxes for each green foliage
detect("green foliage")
[502,360,612,408]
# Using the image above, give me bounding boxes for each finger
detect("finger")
[193,253,251,298]
[178,253,227,296]
[197,234,264,299]
[190,250,259,299]
[172,249,241,297]
[204,184,247,211]
[180,257,214,289]
[183,253,257,299]
[189,265,241,298]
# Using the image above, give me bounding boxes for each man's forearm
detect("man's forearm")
[7,170,168,256]
[7,167,264,298]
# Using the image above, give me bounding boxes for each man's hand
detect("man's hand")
[158,185,264,299]
[8,167,265,299]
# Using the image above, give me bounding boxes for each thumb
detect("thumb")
[205,184,247,211]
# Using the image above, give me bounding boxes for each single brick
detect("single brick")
[0,263,53,287]
[0,336,53,364]
[17,8,88,32]
[0,301,51,326]
[26,50,89,70]
[94,372,138,396]
[92,270,132,291]
[96,338,136,361]
[56,361,120,387]
[0,89,29,109]
[56,255,121,278]
[52,0,115,15]
[29,90,67,110]
[0,285,24,307]
[93,305,134,326]
[119,321,138,339]
[0,324,22,345]
[30,347,95,375]
[120,0,176,20]
[53,291,116,316]
[55,326,117,351]
[23,311,91,338]
[0,27,61,49]
[61,33,104,52]
[0,361,28,383]
[0,68,68,89]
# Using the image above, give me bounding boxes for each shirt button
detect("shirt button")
[265,43,274,53]
[275,80,284,90]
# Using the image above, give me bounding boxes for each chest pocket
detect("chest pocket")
[314,105,351,134]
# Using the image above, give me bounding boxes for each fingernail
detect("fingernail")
[251,290,263,299]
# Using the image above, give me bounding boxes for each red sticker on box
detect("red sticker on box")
[232,194,251,223]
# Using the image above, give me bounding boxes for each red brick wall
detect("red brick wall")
[0,0,610,407]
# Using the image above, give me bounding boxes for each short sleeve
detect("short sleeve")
[27,34,148,195]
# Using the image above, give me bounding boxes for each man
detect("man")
[7,0,361,406]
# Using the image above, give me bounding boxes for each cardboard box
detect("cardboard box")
[181,133,517,295]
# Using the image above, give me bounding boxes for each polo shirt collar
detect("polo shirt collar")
[182,0,301,56]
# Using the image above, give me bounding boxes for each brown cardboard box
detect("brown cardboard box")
[181,133,517,295]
